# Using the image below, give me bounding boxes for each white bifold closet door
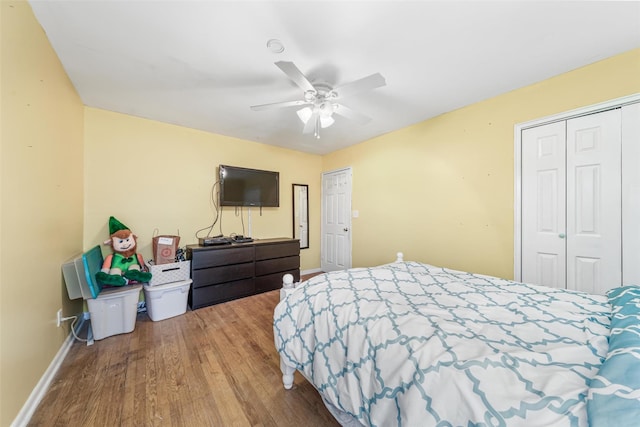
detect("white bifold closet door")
[521,109,622,294]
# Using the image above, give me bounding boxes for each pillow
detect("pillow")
[587,286,640,426]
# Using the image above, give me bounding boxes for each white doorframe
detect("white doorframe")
[514,93,640,282]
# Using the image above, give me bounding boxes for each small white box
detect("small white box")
[145,260,191,287]
[61,246,106,300]
[61,256,84,300]
[143,279,192,321]
[87,285,142,340]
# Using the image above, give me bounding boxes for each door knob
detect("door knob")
[559,233,566,239]
[343,228,349,232]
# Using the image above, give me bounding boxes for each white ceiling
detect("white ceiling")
[28,1,640,155]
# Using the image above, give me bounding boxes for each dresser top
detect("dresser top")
[187,237,298,252]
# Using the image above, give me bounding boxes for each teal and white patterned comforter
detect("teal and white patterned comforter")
[273,261,615,427]
[587,286,640,427]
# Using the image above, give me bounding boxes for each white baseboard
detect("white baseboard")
[11,315,87,427]
[301,268,322,276]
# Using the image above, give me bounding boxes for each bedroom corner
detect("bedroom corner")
[1,1,84,425]
[322,48,640,280]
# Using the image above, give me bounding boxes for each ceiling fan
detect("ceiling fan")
[250,61,386,139]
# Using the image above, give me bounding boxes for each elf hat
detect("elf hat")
[108,216,130,235]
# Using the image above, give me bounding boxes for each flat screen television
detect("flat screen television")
[219,165,279,207]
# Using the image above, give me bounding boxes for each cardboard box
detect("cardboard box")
[143,279,191,321]
[145,260,191,287]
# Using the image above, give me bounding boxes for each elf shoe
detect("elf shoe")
[95,271,127,287]
[124,269,152,283]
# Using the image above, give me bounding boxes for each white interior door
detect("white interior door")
[565,110,621,294]
[521,121,567,288]
[321,168,352,272]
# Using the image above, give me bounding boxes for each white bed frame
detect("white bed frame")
[278,252,404,389]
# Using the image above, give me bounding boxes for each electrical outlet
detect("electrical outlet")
[56,309,63,327]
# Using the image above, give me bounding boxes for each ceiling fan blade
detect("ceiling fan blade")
[334,104,371,124]
[275,61,316,93]
[332,73,386,99]
[302,110,319,134]
[250,99,308,111]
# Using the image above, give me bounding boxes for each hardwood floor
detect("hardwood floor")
[28,284,339,426]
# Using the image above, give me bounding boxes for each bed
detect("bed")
[273,254,640,427]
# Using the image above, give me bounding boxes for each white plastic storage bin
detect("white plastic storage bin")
[143,279,192,321]
[87,285,142,340]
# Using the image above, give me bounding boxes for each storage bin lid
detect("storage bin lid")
[143,279,192,293]
[96,284,142,299]
[82,245,104,298]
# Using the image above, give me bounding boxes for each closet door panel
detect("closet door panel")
[622,104,640,286]
[521,121,566,288]
[566,110,621,294]
[574,256,599,294]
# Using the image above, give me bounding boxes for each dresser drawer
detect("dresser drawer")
[191,262,254,288]
[189,278,255,309]
[255,255,300,277]
[190,246,254,269]
[255,241,299,260]
[255,269,300,293]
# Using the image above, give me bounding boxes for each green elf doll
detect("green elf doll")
[95,216,152,286]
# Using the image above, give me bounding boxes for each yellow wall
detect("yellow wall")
[0,1,84,425]
[323,48,640,279]
[83,108,322,270]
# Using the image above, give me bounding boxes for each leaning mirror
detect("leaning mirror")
[292,184,309,249]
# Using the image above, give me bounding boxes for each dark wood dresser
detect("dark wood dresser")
[186,238,300,309]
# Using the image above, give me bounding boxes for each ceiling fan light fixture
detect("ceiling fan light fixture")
[296,107,313,124]
[251,61,386,139]
[297,106,335,129]
[320,115,335,128]
[318,101,335,117]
